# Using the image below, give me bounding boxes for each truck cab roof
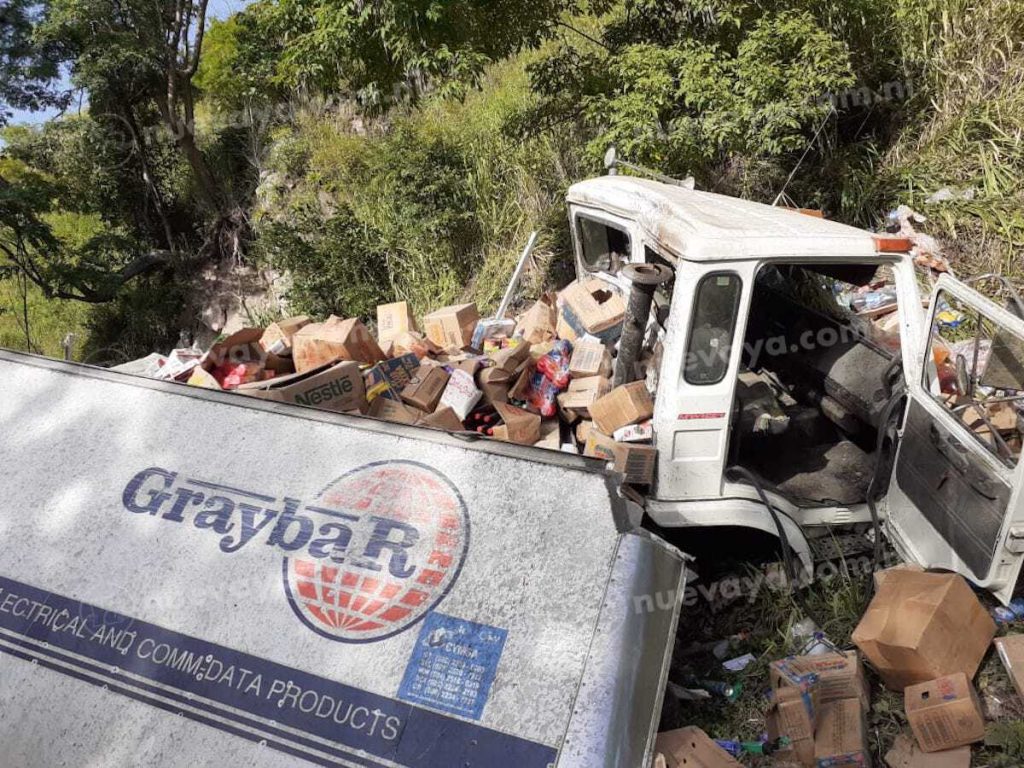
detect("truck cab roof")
[566,176,882,263]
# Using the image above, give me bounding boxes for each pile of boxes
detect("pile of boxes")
[123,278,658,486]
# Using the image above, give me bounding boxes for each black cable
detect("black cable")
[865,390,907,579]
[727,465,798,585]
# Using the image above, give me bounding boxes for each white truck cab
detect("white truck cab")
[566,174,1024,603]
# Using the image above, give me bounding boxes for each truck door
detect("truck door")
[886,274,1024,603]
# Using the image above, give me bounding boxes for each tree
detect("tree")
[255,0,589,110]
[42,0,246,258]
[0,0,69,124]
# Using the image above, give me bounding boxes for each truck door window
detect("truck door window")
[684,272,742,385]
[577,215,630,272]
[925,290,1024,467]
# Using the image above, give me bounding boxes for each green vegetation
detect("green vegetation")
[1,0,1022,355]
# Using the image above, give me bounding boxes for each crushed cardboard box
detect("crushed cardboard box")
[852,568,995,690]
[492,402,541,445]
[765,681,819,743]
[259,315,310,355]
[904,672,985,752]
[557,376,611,416]
[884,733,970,768]
[293,316,386,372]
[516,294,558,345]
[237,360,366,413]
[368,397,423,424]
[654,726,741,767]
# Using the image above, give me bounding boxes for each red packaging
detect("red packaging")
[536,340,573,389]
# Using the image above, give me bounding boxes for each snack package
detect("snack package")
[536,339,573,389]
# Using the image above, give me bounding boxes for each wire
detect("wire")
[727,465,798,585]
[772,105,836,207]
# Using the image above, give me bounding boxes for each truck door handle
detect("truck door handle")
[930,424,970,474]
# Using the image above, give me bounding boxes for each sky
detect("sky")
[5,0,251,126]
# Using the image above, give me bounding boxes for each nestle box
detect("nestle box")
[259,315,311,355]
[655,726,741,767]
[557,376,611,416]
[884,733,970,768]
[569,339,613,379]
[376,301,417,343]
[584,430,657,485]
[814,699,870,767]
[905,673,985,752]
[293,316,386,372]
[423,303,480,349]
[401,366,450,412]
[771,651,869,712]
[237,360,366,413]
[588,381,654,435]
[852,568,995,690]
[492,402,541,445]
[516,295,557,345]
[559,279,625,342]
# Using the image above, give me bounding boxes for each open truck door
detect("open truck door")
[886,274,1024,603]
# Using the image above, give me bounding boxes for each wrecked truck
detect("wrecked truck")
[565,171,1024,604]
[0,350,685,767]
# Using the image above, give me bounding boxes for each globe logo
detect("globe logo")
[282,461,470,643]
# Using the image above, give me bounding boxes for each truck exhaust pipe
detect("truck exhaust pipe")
[614,263,673,387]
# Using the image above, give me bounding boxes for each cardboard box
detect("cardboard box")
[259,315,311,355]
[491,340,532,373]
[555,311,578,343]
[559,279,626,341]
[569,339,613,379]
[814,699,870,767]
[492,402,541,445]
[534,420,561,451]
[995,634,1024,699]
[771,651,869,712]
[368,397,423,424]
[884,733,970,768]
[237,360,366,413]
[187,367,222,390]
[516,295,558,345]
[654,726,741,767]
[764,683,820,743]
[557,376,611,416]
[376,301,417,343]
[391,330,442,359]
[852,568,996,690]
[584,430,658,485]
[477,366,512,404]
[588,381,654,435]
[576,420,593,445]
[905,673,985,752]
[401,366,450,412]
[439,369,481,420]
[363,353,421,403]
[508,361,535,401]
[422,303,480,349]
[292,316,386,372]
[418,406,464,432]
